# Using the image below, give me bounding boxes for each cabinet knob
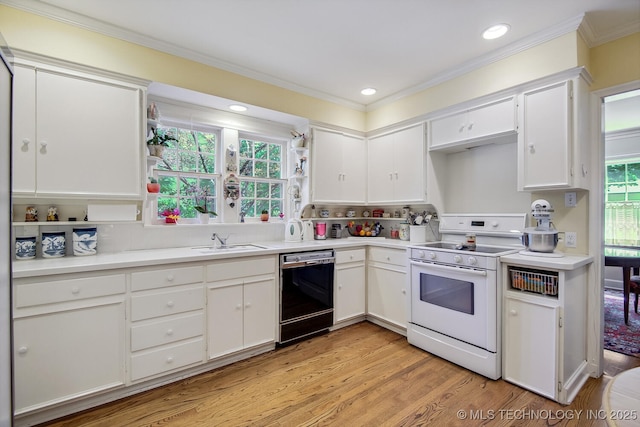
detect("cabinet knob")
[166,356,174,364]
[389,172,393,180]
[166,300,174,308]
[349,255,354,259]
[22,138,30,146]
[338,284,343,289]
[245,302,251,309]
[386,256,391,261]
[467,122,474,130]
[39,141,48,153]
[71,286,80,294]
[528,143,535,153]
[510,309,518,316]
[459,124,465,133]
[166,274,175,282]
[18,346,28,355]
[402,289,406,294]
[166,329,174,336]
[395,172,399,179]
[236,304,242,310]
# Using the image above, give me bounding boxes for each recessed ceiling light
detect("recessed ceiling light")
[229,104,247,112]
[361,88,377,96]
[482,24,510,40]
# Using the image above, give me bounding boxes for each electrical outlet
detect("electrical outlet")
[565,232,577,248]
[565,191,577,207]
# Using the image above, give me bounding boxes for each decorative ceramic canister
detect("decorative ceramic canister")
[15,236,37,260]
[72,227,97,256]
[398,223,410,241]
[41,231,66,258]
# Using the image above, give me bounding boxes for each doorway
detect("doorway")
[601,88,640,361]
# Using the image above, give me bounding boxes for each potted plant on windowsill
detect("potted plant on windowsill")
[260,210,269,222]
[147,177,160,193]
[147,128,177,158]
[191,185,217,224]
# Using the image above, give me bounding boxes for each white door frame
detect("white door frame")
[588,80,640,377]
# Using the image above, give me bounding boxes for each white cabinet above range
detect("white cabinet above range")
[429,96,517,153]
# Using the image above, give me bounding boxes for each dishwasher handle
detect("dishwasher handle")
[281,258,335,269]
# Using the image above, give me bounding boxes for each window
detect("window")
[605,159,640,246]
[238,136,285,218]
[153,124,220,222]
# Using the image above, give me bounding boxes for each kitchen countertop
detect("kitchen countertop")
[500,252,593,270]
[12,237,414,279]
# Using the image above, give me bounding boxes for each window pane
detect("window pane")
[159,176,177,195]
[254,142,268,159]
[271,200,282,217]
[181,151,198,172]
[256,200,269,214]
[608,164,626,183]
[255,161,268,178]
[270,183,282,198]
[240,199,255,217]
[161,149,179,170]
[239,159,253,177]
[239,139,252,157]
[269,143,281,162]
[240,181,255,197]
[177,129,196,151]
[256,182,270,198]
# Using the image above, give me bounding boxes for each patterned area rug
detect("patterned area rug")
[604,289,640,358]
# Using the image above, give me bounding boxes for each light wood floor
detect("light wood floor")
[40,322,640,427]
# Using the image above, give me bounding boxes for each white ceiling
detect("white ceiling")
[5,0,640,111]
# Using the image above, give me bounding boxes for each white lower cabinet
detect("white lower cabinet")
[334,248,366,326]
[366,247,408,332]
[13,273,126,414]
[129,265,205,382]
[502,262,589,404]
[206,256,277,359]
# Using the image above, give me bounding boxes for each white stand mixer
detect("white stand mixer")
[520,199,564,257]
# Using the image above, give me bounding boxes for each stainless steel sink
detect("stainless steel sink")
[191,244,267,253]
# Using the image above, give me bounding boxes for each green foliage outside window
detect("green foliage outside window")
[238,138,284,218]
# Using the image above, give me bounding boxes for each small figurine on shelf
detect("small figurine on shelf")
[25,206,38,222]
[46,206,59,222]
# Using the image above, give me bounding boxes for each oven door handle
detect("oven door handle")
[410,260,487,277]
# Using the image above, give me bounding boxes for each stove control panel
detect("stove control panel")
[410,248,496,270]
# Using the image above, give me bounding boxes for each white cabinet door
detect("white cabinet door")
[12,63,144,199]
[312,128,366,203]
[367,264,407,329]
[207,283,244,358]
[207,278,275,359]
[14,302,125,413]
[243,277,276,348]
[335,263,366,323]
[503,296,559,400]
[367,124,425,204]
[392,124,425,203]
[518,81,572,190]
[430,97,516,152]
[12,65,36,194]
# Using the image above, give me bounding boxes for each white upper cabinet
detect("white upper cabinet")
[12,60,146,199]
[429,96,517,153]
[517,74,590,191]
[311,128,366,204]
[367,123,426,204]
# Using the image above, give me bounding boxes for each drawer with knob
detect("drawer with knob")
[15,274,126,308]
[367,247,407,267]
[131,312,204,352]
[335,248,365,264]
[131,265,203,292]
[131,285,203,321]
[130,338,204,381]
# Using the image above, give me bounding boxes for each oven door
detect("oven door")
[410,260,497,351]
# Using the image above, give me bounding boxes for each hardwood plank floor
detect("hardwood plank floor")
[39,322,640,427]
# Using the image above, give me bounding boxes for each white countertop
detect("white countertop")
[500,252,594,270]
[13,237,413,278]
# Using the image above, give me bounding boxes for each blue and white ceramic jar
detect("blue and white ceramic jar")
[72,227,97,256]
[41,231,66,258]
[15,236,36,260]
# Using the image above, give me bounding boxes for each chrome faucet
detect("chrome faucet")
[211,233,229,249]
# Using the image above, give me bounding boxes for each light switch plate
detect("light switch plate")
[565,232,577,248]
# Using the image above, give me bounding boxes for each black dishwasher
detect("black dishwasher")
[279,250,335,344]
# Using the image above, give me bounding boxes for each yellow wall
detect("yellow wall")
[0,4,637,133]
[589,32,640,91]
[0,5,366,131]
[366,33,581,131]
